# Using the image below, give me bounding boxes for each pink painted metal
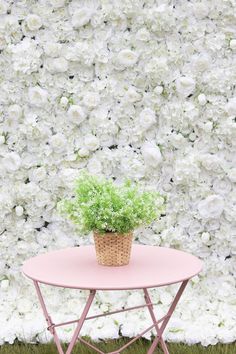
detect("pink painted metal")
[22,245,203,354]
[22,245,202,290]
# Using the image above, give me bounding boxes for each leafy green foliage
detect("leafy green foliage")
[57,173,166,234]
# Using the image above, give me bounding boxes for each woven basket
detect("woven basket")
[93,231,133,266]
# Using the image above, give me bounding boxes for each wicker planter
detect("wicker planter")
[93,231,133,266]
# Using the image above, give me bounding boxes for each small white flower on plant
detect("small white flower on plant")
[50,133,67,153]
[198,195,224,219]
[8,104,22,120]
[67,105,86,125]
[116,49,138,67]
[26,14,42,31]
[46,57,68,73]
[28,86,48,107]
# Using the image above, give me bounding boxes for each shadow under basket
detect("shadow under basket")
[93,231,133,266]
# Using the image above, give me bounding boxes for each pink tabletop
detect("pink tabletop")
[22,245,203,290]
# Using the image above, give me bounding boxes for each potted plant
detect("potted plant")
[57,172,166,266]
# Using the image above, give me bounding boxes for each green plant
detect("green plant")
[57,172,166,234]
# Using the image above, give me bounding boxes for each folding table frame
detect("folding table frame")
[33,279,189,354]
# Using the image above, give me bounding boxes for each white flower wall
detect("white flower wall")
[0,0,236,346]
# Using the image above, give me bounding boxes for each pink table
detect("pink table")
[22,245,203,354]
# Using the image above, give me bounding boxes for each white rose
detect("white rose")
[46,57,68,73]
[72,8,92,28]
[136,28,151,41]
[193,54,210,72]
[84,134,100,151]
[142,141,162,167]
[1,279,9,290]
[83,92,100,108]
[227,168,236,183]
[2,152,21,171]
[198,195,224,219]
[117,49,138,67]
[125,87,142,103]
[60,96,69,108]
[50,133,67,153]
[44,42,62,57]
[49,0,66,8]
[0,0,8,15]
[8,104,22,120]
[225,97,236,116]
[68,105,86,125]
[230,39,236,51]
[193,2,209,19]
[26,14,42,31]
[201,232,210,244]
[29,167,47,182]
[154,86,164,95]
[78,147,90,157]
[15,205,24,217]
[87,157,102,174]
[198,93,207,106]
[176,77,196,97]
[213,178,231,195]
[139,108,156,131]
[28,86,48,107]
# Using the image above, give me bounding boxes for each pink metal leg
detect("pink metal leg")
[66,289,96,354]
[146,280,189,354]
[33,280,189,354]
[143,288,169,354]
[34,281,65,354]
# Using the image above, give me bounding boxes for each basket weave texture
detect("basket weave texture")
[93,231,133,266]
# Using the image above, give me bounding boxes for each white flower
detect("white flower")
[136,28,151,41]
[139,108,156,131]
[193,2,210,19]
[2,152,21,171]
[29,167,47,182]
[142,141,162,167]
[49,0,66,8]
[83,92,100,108]
[154,86,164,95]
[46,57,68,73]
[198,195,224,219]
[225,97,236,116]
[125,87,142,102]
[84,134,100,151]
[87,157,102,174]
[0,0,8,14]
[229,39,236,51]
[0,136,5,145]
[8,104,22,120]
[28,86,48,107]
[44,42,62,57]
[198,93,207,106]
[176,77,196,97]
[116,49,138,67]
[60,96,69,108]
[15,205,24,216]
[1,279,9,290]
[71,8,92,28]
[50,133,67,153]
[227,168,236,183]
[78,147,90,157]
[26,14,42,31]
[67,105,86,125]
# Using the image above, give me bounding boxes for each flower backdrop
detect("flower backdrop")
[0,0,236,347]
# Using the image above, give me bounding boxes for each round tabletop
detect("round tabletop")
[22,245,203,290]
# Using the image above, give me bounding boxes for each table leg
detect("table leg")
[146,280,189,354]
[33,281,96,354]
[143,288,169,354]
[66,289,96,354]
[33,280,64,354]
